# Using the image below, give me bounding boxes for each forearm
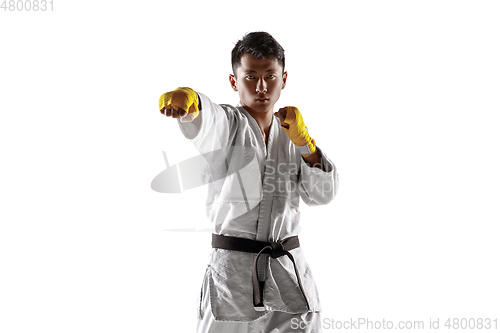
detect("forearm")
[298,147,338,205]
[302,150,324,170]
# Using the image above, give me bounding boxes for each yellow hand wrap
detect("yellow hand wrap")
[282,106,317,156]
[158,87,199,119]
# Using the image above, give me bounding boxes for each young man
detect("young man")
[159,32,338,333]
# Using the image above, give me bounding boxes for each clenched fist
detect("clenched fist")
[274,106,317,157]
[159,87,199,123]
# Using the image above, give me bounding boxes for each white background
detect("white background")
[1,0,499,332]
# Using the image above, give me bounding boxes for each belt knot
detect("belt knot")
[269,241,286,259]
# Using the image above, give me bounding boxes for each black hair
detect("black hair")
[231,31,285,77]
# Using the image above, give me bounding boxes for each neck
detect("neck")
[243,106,274,138]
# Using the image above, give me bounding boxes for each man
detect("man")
[159,31,338,332]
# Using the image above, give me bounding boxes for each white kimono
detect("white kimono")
[177,92,339,331]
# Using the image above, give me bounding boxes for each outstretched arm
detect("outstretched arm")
[158,87,239,155]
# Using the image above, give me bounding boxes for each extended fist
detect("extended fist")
[159,87,199,123]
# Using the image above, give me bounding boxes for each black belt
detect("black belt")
[211,233,310,312]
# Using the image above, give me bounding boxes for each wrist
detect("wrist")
[296,138,316,156]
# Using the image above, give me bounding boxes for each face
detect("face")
[229,54,287,114]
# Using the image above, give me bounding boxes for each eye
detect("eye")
[267,74,276,79]
[246,75,255,79]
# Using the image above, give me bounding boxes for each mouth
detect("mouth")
[255,97,269,102]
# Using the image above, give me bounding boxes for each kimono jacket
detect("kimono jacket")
[177,92,339,322]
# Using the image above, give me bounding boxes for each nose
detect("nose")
[256,78,267,93]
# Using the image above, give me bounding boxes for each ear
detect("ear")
[281,71,288,89]
[229,74,238,92]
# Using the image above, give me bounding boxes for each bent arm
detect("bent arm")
[298,147,339,206]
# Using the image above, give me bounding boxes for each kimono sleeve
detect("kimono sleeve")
[176,92,238,154]
[298,147,339,205]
